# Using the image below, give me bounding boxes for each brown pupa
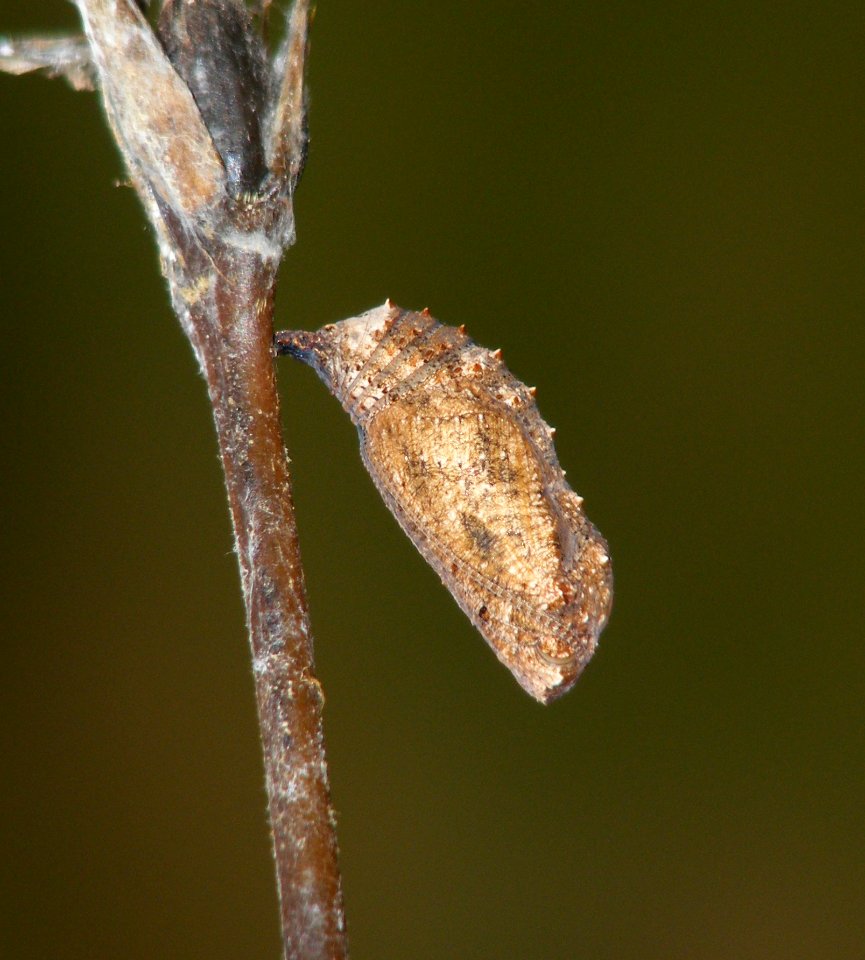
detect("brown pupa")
[275,301,613,703]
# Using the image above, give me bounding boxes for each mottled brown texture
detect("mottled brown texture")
[276,302,613,703]
[75,0,226,219]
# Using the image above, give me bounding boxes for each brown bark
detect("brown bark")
[180,246,346,959]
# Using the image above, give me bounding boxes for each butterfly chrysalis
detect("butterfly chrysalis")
[276,302,612,703]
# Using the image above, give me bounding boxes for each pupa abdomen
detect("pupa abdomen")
[276,302,612,703]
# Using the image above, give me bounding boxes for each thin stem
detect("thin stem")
[178,242,347,959]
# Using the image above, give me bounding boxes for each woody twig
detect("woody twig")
[1,3,347,958]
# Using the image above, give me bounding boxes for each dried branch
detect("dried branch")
[0,35,96,89]
[2,3,346,958]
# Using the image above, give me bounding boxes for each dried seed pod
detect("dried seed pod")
[158,0,270,198]
[276,302,613,703]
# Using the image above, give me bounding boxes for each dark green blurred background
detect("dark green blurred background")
[2,2,864,958]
